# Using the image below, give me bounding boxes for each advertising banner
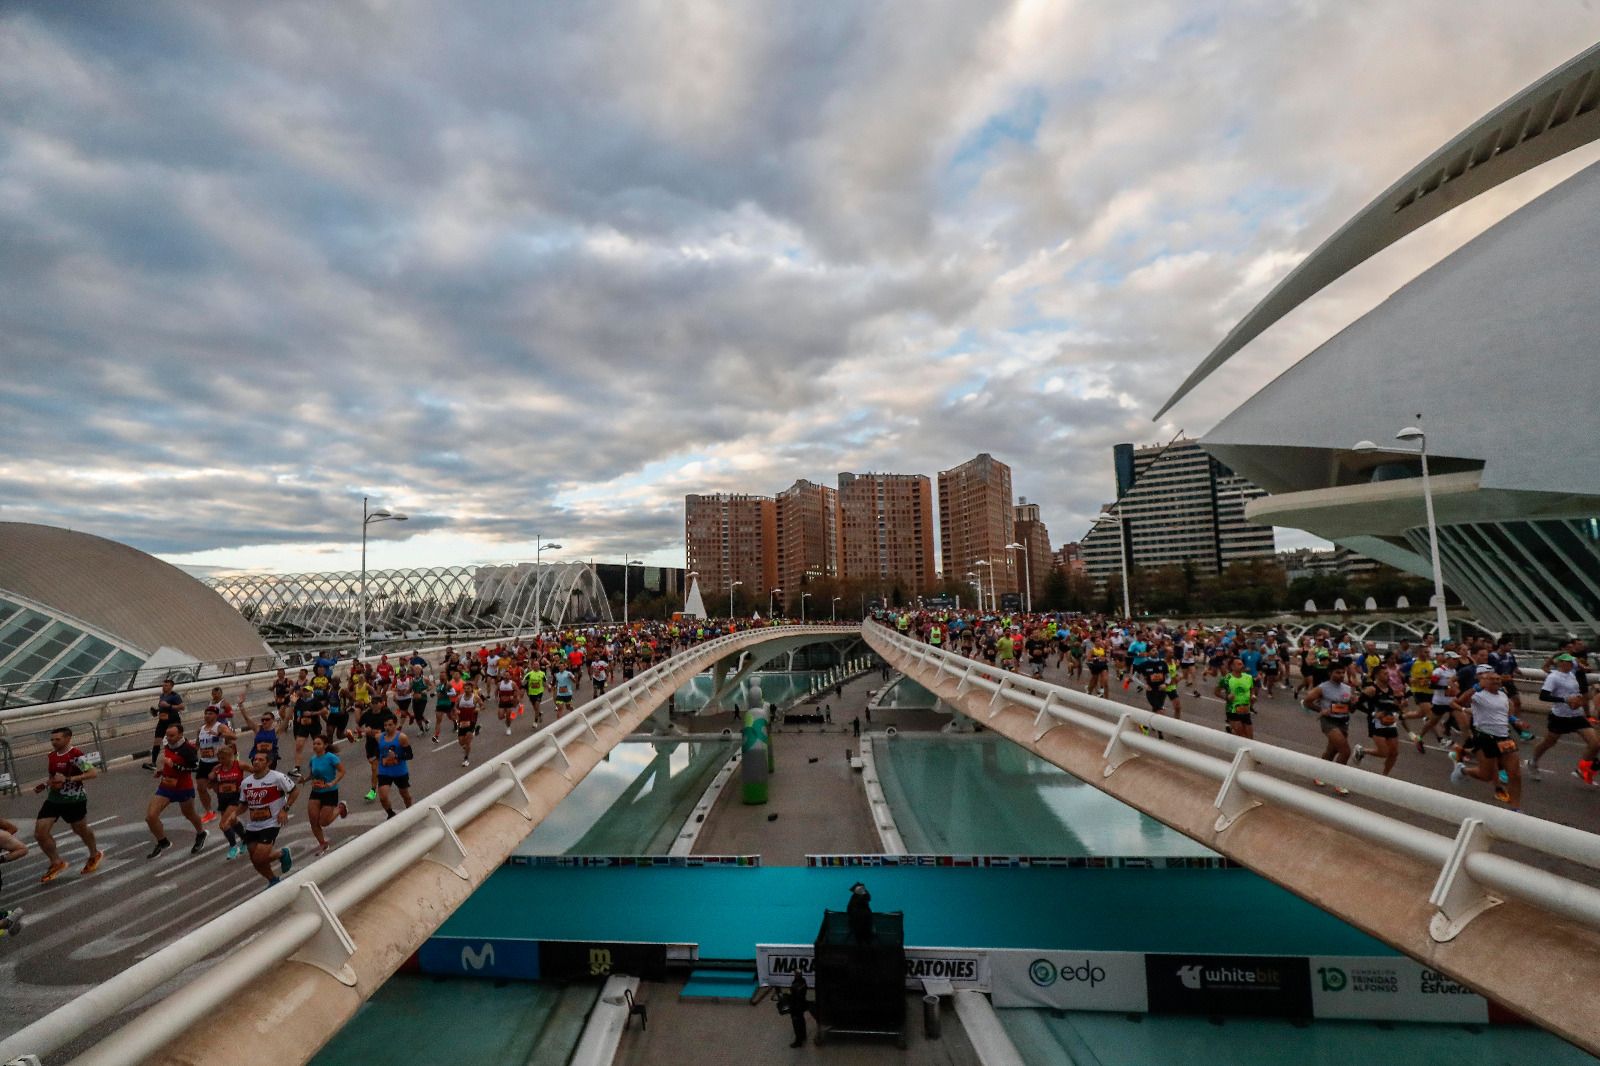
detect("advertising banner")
[419,936,542,980]
[1309,955,1489,1022]
[539,939,669,982]
[989,950,1148,1012]
[1145,953,1313,1017]
[757,944,989,990]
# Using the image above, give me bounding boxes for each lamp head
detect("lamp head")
[368,509,392,520]
[1005,542,1023,550]
[545,542,563,550]
[1395,426,1425,443]
[1352,440,1379,454]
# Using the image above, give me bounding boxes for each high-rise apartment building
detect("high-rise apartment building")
[683,493,777,603]
[938,453,1017,596]
[1053,542,1086,574]
[837,472,936,592]
[774,479,841,606]
[1080,438,1274,585]
[1012,498,1053,607]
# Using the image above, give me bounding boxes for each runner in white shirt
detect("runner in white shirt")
[1449,666,1521,808]
[1528,653,1600,782]
[239,752,299,887]
[193,704,236,826]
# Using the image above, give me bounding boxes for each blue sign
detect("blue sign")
[419,936,542,980]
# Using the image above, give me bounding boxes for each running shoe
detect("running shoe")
[81,851,104,875]
[1516,728,1536,741]
[1333,786,1350,796]
[365,789,378,802]
[0,909,22,938]
[1412,733,1426,754]
[226,845,241,861]
[1526,758,1548,778]
[140,762,157,771]
[1580,761,1597,786]
[505,724,512,736]
[191,831,207,855]
[1449,763,1467,788]
[461,757,470,767]
[1447,748,1460,764]
[313,842,329,857]
[267,876,281,888]
[1498,769,1509,784]
[1493,784,1512,804]
[147,839,171,859]
[1312,778,1326,788]
[337,801,349,820]
[431,735,439,744]
[201,811,217,824]
[1351,745,1366,765]
[279,846,293,874]
[40,861,68,883]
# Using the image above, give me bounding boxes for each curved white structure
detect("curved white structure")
[1166,43,1600,640]
[1159,40,1600,418]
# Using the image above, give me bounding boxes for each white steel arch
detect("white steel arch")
[208,562,613,641]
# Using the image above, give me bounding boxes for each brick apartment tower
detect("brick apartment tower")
[774,479,841,612]
[837,472,936,593]
[683,493,777,606]
[1012,497,1053,609]
[938,453,1018,597]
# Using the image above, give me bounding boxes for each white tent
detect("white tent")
[682,575,707,619]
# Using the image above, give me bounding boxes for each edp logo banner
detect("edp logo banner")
[1309,955,1488,1022]
[989,950,1148,1011]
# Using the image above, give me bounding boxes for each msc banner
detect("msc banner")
[757,944,989,990]
[1309,955,1488,1022]
[989,950,1148,1012]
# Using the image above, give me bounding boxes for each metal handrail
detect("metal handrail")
[869,624,1600,944]
[0,623,860,1066]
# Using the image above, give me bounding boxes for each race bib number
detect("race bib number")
[247,805,271,818]
[1330,703,1350,716]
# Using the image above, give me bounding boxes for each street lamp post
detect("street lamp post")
[770,587,782,618]
[532,538,563,640]
[622,556,644,629]
[1094,511,1131,620]
[801,591,811,622]
[831,596,841,622]
[361,497,408,655]
[1354,427,1450,643]
[729,580,743,619]
[1006,541,1031,613]
[975,560,995,613]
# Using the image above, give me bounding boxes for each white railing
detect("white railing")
[0,624,859,1066]
[868,624,1600,945]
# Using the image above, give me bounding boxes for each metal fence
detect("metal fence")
[869,624,1600,945]
[0,623,859,1066]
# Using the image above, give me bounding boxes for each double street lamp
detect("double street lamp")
[801,591,812,622]
[533,537,563,639]
[361,497,408,654]
[831,596,841,622]
[1005,540,1031,613]
[729,580,743,619]
[974,560,995,612]
[1354,426,1450,643]
[770,587,783,618]
[1094,510,1132,621]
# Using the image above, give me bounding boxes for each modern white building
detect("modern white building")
[1167,42,1600,642]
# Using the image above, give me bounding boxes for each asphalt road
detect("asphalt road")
[0,685,616,1046]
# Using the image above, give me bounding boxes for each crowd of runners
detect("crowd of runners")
[0,618,770,934]
[879,609,1596,813]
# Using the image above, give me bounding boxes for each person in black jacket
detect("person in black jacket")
[783,971,813,1047]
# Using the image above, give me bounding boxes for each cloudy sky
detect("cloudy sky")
[4,2,1598,575]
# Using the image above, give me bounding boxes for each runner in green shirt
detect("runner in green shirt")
[1217,658,1257,739]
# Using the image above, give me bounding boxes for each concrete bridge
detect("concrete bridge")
[866,624,1600,1056]
[6,619,1600,1063]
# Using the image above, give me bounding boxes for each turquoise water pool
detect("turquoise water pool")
[670,671,822,714]
[511,738,732,855]
[310,974,595,1066]
[874,734,1215,857]
[1000,1009,1594,1065]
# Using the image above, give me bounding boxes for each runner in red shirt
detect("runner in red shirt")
[144,724,206,859]
[31,726,103,881]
